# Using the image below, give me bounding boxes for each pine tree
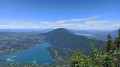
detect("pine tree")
[114,28,120,48]
[119,28,120,37]
[105,34,113,52]
[117,28,120,48]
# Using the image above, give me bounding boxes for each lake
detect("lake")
[0,43,53,65]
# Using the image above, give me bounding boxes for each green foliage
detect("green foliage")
[67,30,120,67]
[114,29,120,48]
[105,34,115,53]
[67,46,120,67]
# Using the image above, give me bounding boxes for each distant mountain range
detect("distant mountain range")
[0,28,117,41]
[72,29,118,41]
[0,29,53,33]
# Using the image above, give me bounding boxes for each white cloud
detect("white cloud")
[72,20,120,30]
[69,19,88,21]
[56,20,68,23]
[56,16,99,23]
[86,21,110,24]
[0,15,120,30]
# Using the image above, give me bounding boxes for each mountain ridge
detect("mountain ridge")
[43,28,106,56]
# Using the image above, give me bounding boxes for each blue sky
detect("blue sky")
[0,0,120,30]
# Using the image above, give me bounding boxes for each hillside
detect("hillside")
[43,28,106,57]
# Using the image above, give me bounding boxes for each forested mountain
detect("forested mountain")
[43,28,106,58]
[45,28,106,48]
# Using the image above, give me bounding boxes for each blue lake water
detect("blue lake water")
[0,43,53,65]
[75,33,95,37]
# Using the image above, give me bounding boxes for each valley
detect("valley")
[0,28,109,67]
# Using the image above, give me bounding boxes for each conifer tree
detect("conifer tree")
[118,28,120,48]
[119,28,120,37]
[114,28,120,48]
[106,34,113,52]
